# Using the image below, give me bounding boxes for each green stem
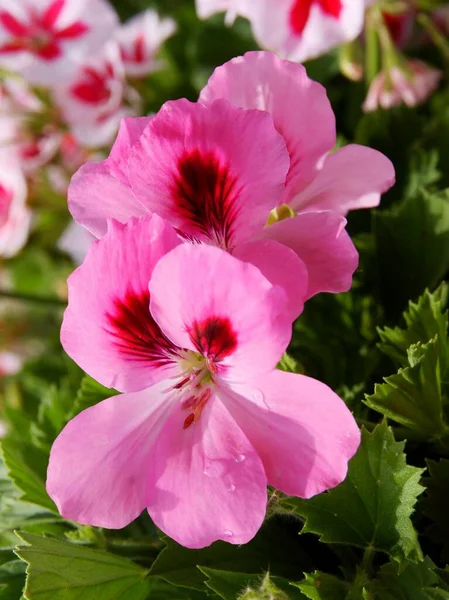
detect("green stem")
[0,290,66,306]
[417,13,449,62]
[365,22,379,86]
[362,545,375,577]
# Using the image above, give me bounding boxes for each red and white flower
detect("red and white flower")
[0,0,119,84]
[196,0,367,62]
[115,9,176,78]
[53,42,128,148]
[0,150,31,258]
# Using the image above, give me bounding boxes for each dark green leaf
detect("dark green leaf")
[200,568,304,600]
[295,572,351,600]
[1,440,56,513]
[72,375,120,417]
[370,557,449,599]
[284,421,424,562]
[0,560,26,599]
[377,284,449,368]
[422,459,449,561]
[373,189,449,316]
[150,519,313,591]
[15,532,151,600]
[365,337,449,439]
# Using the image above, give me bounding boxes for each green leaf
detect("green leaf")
[199,569,304,600]
[72,375,120,417]
[15,532,151,600]
[365,337,448,439]
[377,284,449,368]
[373,189,449,316]
[150,519,313,591]
[284,421,424,562]
[1,440,56,513]
[296,572,350,600]
[370,557,449,599]
[0,560,26,599]
[277,353,303,374]
[421,459,449,561]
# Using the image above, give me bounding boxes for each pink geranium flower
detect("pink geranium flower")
[69,52,393,306]
[115,9,176,78]
[0,150,31,258]
[0,0,119,85]
[47,214,360,549]
[52,42,129,148]
[363,59,442,112]
[196,0,367,62]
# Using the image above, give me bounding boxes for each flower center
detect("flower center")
[172,350,214,430]
[266,203,297,225]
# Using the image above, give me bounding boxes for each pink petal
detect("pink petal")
[221,369,360,498]
[147,393,267,548]
[259,211,358,299]
[107,116,152,185]
[149,244,292,382]
[68,161,147,238]
[61,215,181,393]
[128,98,289,249]
[291,144,395,215]
[67,117,153,238]
[233,238,308,321]
[199,51,335,202]
[47,385,173,529]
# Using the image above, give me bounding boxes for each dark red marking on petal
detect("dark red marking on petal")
[289,0,342,35]
[41,0,65,30]
[171,149,241,249]
[0,12,29,37]
[134,34,146,63]
[183,413,195,429]
[187,316,237,363]
[0,40,28,54]
[106,289,178,366]
[56,21,89,39]
[70,67,110,104]
[0,184,12,227]
[36,40,61,60]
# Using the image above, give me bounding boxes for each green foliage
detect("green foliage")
[373,190,449,316]
[151,519,312,591]
[366,285,449,444]
[15,532,152,600]
[72,375,120,417]
[370,557,449,599]
[422,459,449,561]
[285,421,424,563]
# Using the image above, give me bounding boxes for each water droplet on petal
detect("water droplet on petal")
[252,389,270,410]
[227,483,236,492]
[235,454,245,463]
[224,529,234,538]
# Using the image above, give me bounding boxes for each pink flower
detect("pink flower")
[0,150,31,258]
[0,0,119,85]
[52,42,129,148]
[363,59,442,112]
[69,52,393,304]
[47,214,360,548]
[115,9,176,78]
[196,0,366,62]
